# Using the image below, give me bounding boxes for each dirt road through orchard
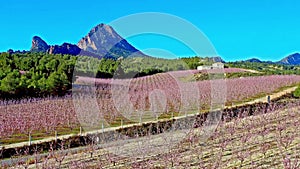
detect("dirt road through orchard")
[229,86,298,108]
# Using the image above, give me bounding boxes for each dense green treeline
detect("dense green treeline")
[0,52,76,98]
[0,53,201,98]
[74,56,193,78]
[1,52,299,99]
[112,57,190,78]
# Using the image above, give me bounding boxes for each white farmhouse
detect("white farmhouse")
[197,65,212,70]
[212,62,224,69]
[197,62,224,70]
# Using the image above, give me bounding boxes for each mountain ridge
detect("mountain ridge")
[29,23,147,59]
[30,36,101,58]
[8,23,300,65]
[245,58,262,63]
[278,53,300,65]
[237,53,300,65]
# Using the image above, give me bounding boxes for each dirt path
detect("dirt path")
[229,86,298,108]
[240,68,262,73]
[1,86,298,151]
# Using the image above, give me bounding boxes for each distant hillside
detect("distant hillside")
[278,53,300,65]
[245,58,262,63]
[240,54,300,65]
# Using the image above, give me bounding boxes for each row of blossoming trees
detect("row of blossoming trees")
[1,73,300,144]
[3,97,300,168]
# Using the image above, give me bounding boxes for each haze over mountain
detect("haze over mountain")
[30,23,147,59]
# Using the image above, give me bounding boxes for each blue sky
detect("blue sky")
[0,0,300,61]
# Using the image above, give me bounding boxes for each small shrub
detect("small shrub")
[293,86,300,98]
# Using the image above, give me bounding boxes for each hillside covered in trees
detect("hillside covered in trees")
[0,53,204,99]
[2,52,299,99]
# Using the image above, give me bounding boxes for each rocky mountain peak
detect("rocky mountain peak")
[78,23,145,59]
[89,23,115,36]
[30,36,49,53]
[210,56,225,63]
[30,36,82,56]
[28,23,146,59]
